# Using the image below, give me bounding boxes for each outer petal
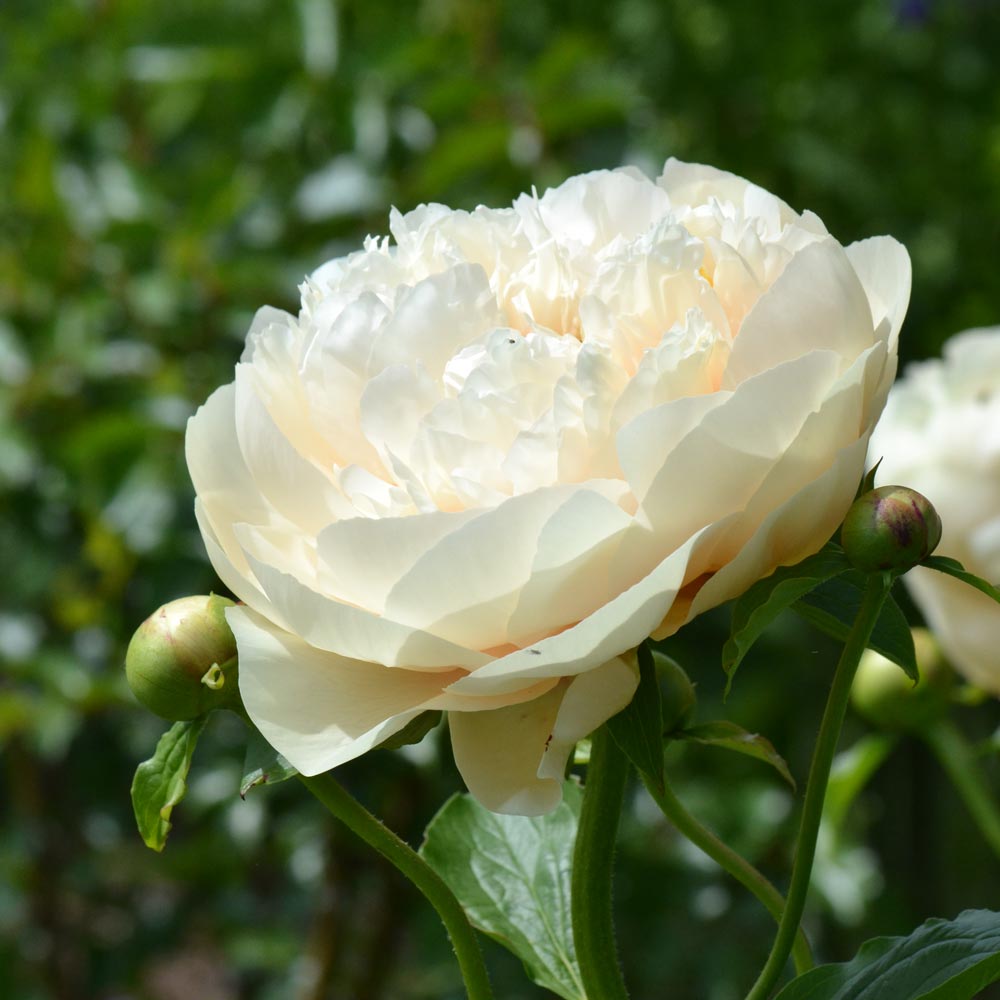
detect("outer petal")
[448,654,637,815]
[244,552,492,671]
[448,684,567,815]
[845,237,912,352]
[445,521,723,695]
[382,481,630,648]
[723,239,874,388]
[230,605,466,775]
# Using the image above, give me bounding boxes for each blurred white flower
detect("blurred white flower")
[187,161,909,813]
[871,328,1000,693]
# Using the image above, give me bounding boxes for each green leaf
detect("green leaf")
[678,721,796,790]
[130,717,208,852]
[773,909,1000,1000]
[793,572,918,680]
[924,556,1000,605]
[240,727,298,797]
[723,545,851,690]
[375,710,443,751]
[856,460,881,499]
[606,643,665,793]
[420,781,586,1000]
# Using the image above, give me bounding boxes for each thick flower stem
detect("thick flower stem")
[643,773,813,975]
[299,772,494,1000]
[923,719,1000,860]
[572,725,631,1000]
[745,572,891,1000]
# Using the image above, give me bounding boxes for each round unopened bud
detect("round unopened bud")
[840,485,942,573]
[125,595,239,721]
[851,629,954,730]
[654,651,697,733]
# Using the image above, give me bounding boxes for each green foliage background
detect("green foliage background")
[2,1,999,998]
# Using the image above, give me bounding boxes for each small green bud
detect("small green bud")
[840,485,942,573]
[851,629,955,731]
[125,595,239,721]
[654,651,697,733]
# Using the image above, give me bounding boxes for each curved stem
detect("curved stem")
[299,772,493,1000]
[572,725,631,1000]
[923,719,1000,860]
[644,773,813,975]
[745,572,891,1000]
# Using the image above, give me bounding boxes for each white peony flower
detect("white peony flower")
[186,160,910,814]
[870,328,1000,694]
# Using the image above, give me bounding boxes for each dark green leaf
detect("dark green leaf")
[420,781,585,1000]
[856,460,881,499]
[375,710,443,751]
[607,643,665,793]
[130,717,208,852]
[679,721,796,790]
[924,556,1000,605]
[773,909,1000,1000]
[240,727,298,797]
[793,572,918,681]
[723,545,851,690]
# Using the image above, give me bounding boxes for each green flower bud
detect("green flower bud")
[125,594,239,721]
[654,651,697,733]
[840,485,942,574]
[851,629,955,731]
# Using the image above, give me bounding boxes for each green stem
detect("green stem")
[299,772,493,1000]
[572,725,631,1000]
[924,719,1000,860]
[644,773,813,975]
[745,572,891,1000]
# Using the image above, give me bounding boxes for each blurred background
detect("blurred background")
[3,0,1000,998]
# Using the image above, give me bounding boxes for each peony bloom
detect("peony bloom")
[187,160,909,814]
[870,328,1000,694]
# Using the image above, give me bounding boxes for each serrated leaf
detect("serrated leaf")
[420,781,586,1000]
[678,721,796,790]
[773,909,1000,1000]
[723,545,851,690]
[924,556,1000,605]
[240,727,298,797]
[607,644,664,793]
[793,572,917,680]
[375,710,442,751]
[131,717,208,852]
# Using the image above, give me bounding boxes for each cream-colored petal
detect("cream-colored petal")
[658,159,799,229]
[446,522,720,695]
[616,391,732,504]
[537,654,639,781]
[638,351,843,545]
[382,482,628,648]
[193,499,273,619]
[317,506,481,614]
[369,264,502,378]
[449,653,638,815]
[234,364,351,532]
[448,684,568,815]
[230,605,464,776]
[724,239,874,388]
[657,435,870,636]
[245,553,491,671]
[845,237,912,352]
[505,489,634,646]
[186,383,267,517]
